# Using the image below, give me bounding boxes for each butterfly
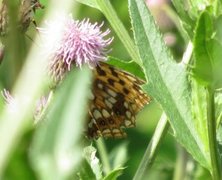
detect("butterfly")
[87,62,150,138]
[0,0,43,36]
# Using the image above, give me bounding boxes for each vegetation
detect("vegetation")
[0,0,222,179]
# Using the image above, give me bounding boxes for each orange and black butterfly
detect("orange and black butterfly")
[87,62,150,138]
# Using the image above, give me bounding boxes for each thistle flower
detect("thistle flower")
[39,15,113,82]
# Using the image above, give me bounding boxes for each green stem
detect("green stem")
[207,86,221,180]
[5,0,26,87]
[173,144,189,180]
[133,113,169,180]
[181,41,193,65]
[212,0,220,16]
[96,138,111,175]
[162,4,189,43]
[96,0,142,66]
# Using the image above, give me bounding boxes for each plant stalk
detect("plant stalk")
[96,0,142,66]
[96,138,111,175]
[133,113,169,180]
[173,145,189,180]
[207,86,221,180]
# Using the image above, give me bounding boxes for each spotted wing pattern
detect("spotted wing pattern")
[87,62,150,138]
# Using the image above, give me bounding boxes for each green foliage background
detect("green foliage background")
[1,0,222,179]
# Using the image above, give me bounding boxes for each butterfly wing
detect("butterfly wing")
[87,62,150,138]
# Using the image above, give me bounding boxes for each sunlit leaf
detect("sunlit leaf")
[129,0,210,169]
[30,67,92,179]
[107,56,145,80]
[82,146,102,179]
[193,11,222,88]
[103,167,124,180]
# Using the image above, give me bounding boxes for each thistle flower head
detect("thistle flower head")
[39,14,113,82]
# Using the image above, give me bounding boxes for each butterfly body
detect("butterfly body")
[87,62,150,139]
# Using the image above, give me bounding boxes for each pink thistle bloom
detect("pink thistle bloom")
[39,15,113,82]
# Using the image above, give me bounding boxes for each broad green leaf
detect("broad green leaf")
[193,12,213,86]
[30,67,92,180]
[190,79,209,155]
[109,142,128,169]
[207,39,222,88]
[107,57,145,80]
[193,11,222,88]
[129,0,210,169]
[193,164,212,180]
[103,167,124,180]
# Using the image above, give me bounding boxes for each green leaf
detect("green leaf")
[206,39,222,88]
[109,142,128,169]
[30,67,92,180]
[103,167,124,180]
[193,11,213,85]
[129,0,210,169]
[193,11,222,88]
[3,130,37,180]
[77,159,97,180]
[82,146,102,179]
[215,15,222,42]
[107,57,145,80]
[190,79,209,155]
[215,91,222,127]
[193,164,212,180]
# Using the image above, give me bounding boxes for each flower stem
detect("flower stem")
[96,0,142,66]
[133,113,169,180]
[207,86,221,180]
[162,4,189,43]
[173,144,189,180]
[96,138,111,175]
